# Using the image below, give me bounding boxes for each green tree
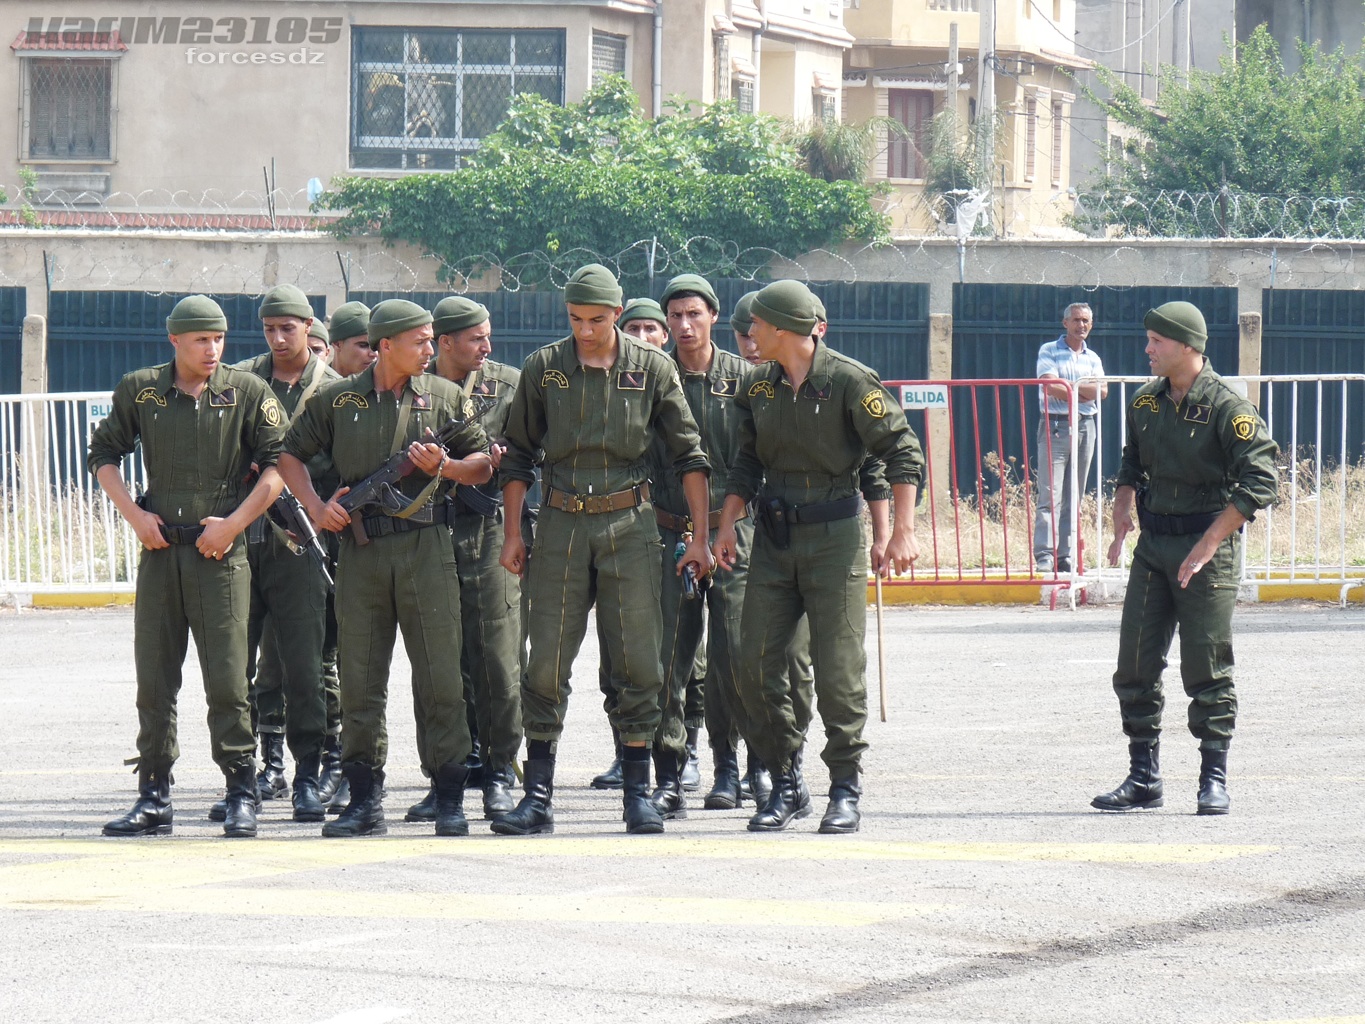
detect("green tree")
[1077,26,1365,237]
[318,76,887,285]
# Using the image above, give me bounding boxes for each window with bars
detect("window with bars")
[24,58,114,161]
[1051,101,1063,184]
[733,77,754,114]
[887,89,934,180]
[351,27,565,170]
[591,31,626,86]
[714,36,730,102]
[1024,96,1038,180]
[813,92,836,122]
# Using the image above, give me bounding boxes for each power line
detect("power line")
[1026,0,1186,58]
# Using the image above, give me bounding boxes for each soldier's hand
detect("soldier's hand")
[197,517,236,560]
[678,536,713,579]
[313,486,352,533]
[711,525,738,572]
[884,532,919,576]
[501,535,527,577]
[133,509,170,551]
[489,443,507,470]
[1178,539,1218,589]
[1107,518,1133,567]
[408,441,446,476]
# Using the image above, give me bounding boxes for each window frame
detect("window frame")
[19,52,120,165]
[886,88,935,182]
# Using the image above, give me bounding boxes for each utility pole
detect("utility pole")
[948,21,959,114]
[976,0,996,229]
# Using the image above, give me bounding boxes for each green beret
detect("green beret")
[619,298,667,328]
[308,320,330,345]
[729,290,759,335]
[1144,301,1207,353]
[166,294,227,335]
[750,280,820,337]
[432,296,490,337]
[660,273,719,314]
[258,284,314,321]
[563,263,623,308]
[328,301,370,343]
[368,298,433,343]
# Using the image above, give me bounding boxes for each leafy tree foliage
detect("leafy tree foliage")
[1077,26,1365,237]
[320,77,887,285]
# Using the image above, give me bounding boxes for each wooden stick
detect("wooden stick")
[876,573,888,721]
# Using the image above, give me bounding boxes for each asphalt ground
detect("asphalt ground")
[1,601,1362,1024]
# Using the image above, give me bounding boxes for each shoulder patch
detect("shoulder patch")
[463,399,476,420]
[207,388,237,408]
[1184,403,1211,425]
[748,380,775,400]
[474,379,498,397]
[542,369,570,389]
[1133,394,1160,413]
[261,398,282,427]
[1231,413,1257,441]
[861,389,888,419]
[333,392,369,409]
[711,377,738,398]
[135,387,166,407]
[617,371,646,391]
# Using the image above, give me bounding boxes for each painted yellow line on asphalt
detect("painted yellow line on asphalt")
[1245,1018,1365,1024]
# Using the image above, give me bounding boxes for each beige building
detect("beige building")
[3,0,849,221]
[842,0,1085,238]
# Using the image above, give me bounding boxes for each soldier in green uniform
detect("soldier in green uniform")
[714,280,924,835]
[307,318,330,358]
[90,295,286,839]
[231,285,338,822]
[416,295,524,821]
[1093,301,1278,816]
[618,298,669,349]
[495,263,712,836]
[279,299,492,838]
[327,301,376,379]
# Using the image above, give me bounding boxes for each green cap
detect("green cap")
[750,280,820,337]
[308,320,330,345]
[619,298,667,328]
[813,295,827,325]
[367,298,433,343]
[166,295,228,335]
[730,290,759,335]
[328,301,370,343]
[258,284,314,321]
[563,263,623,308]
[432,296,490,337]
[1144,301,1207,353]
[660,273,719,314]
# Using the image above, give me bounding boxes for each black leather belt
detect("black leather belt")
[784,495,862,525]
[655,507,748,533]
[1137,505,1219,536]
[360,503,456,539]
[159,524,206,544]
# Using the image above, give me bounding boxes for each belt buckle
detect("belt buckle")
[570,494,586,514]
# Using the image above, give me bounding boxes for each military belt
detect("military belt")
[655,507,748,533]
[159,524,206,544]
[359,503,456,539]
[784,495,863,525]
[544,483,649,515]
[1137,505,1220,536]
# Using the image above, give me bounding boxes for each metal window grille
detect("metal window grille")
[714,36,730,102]
[1025,97,1038,180]
[813,92,836,121]
[351,27,565,170]
[927,0,979,11]
[1051,101,1063,184]
[25,59,112,160]
[591,31,626,86]
[733,77,754,114]
[888,89,933,179]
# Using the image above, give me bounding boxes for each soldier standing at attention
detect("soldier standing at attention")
[91,295,286,839]
[713,280,924,835]
[279,299,492,838]
[495,263,712,836]
[1093,302,1278,816]
[422,295,524,822]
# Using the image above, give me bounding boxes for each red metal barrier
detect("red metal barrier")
[882,379,1084,596]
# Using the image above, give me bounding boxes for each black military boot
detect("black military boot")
[490,760,555,835]
[622,754,665,835]
[649,749,688,820]
[322,763,387,837]
[742,748,772,805]
[325,774,351,815]
[482,763,517,821]
[292,753,326,823]
[434,761,470,836]
[1197,748,1230,815]
[103,763,173,837]
[703,741,742,810]
[463,740,485,789]
[591,728,624,790]
[317,734,344,804]
[223,763,260,839]
[818,771,862,834]
[1092,740,1164,811]
[681,725,702,792]
[747,763,812,832]
[405,781,438,822]
[257,732,289,800]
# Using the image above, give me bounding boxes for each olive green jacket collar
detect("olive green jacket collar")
[353,362,435,399]
[550,328,645,375]
[155,360,238,398]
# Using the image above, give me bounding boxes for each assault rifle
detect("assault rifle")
[337,415,472,545]
[268,487,334,591]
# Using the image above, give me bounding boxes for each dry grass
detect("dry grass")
[0,484,134,588]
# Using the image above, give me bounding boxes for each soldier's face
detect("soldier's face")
[1145,330,1187,378]
[441,321,493,376]
[735,329,761,365]
[332,334,377,376]
[566,303,621,353]
[380,324,434,378]
[308,335,329,358]
[749,315,783,361]
[263,316,312,362]
[623,319,668,348]
[666,296,717,357]
[170,331,226,379]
